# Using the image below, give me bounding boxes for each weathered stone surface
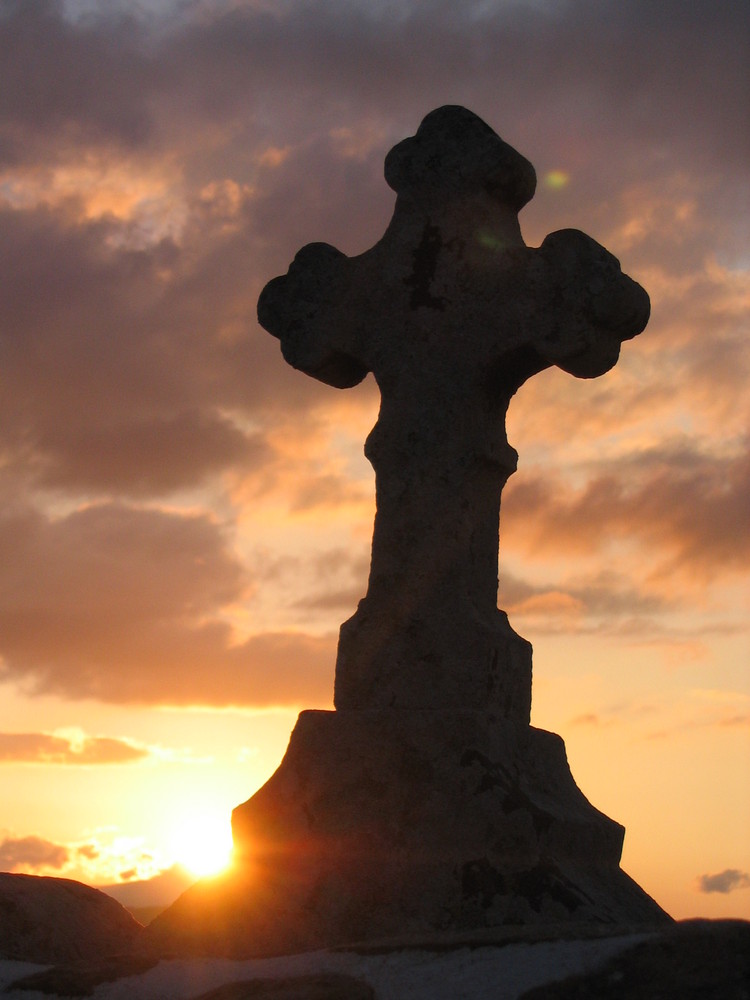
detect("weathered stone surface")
[146,711,668,958]
[7,954,158,996]
[0,873,142,963]
[259,105,649,720]
[191,973,376,1000]
[146,106,664,958]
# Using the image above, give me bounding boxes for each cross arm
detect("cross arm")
[530,229,650,379]
[257,242,369,389]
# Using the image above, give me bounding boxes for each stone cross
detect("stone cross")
[258,106,649,723]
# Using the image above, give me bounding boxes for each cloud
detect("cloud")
[502,443,750,581]
[2,0,746,199]
[2,0,745,487]
[697,869,750,895]
[0,834,69,871]
[0,731,149,764]
[0,500,335,706]
[0,828,172,883]
[499,568,668,624]
[0,0,747,712]
[34,410,268,497]
[0,501,246,626]
[0,0,155,164]
[570,713,602,728]
[0,199,301,500]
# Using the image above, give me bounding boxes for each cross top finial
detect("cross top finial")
[258,107,649,720]
[384,105,537,211]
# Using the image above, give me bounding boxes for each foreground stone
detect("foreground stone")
[0,873,142,963]
[7,954,158,996]
[146,712,668,958]
[519,919,750,999]
[8,921,746,999]
[190,973,376,1000]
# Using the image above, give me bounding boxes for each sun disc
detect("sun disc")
[169,812,234,878]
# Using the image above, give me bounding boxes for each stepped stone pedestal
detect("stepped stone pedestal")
[147,710,667,957]
[146,106,670,957]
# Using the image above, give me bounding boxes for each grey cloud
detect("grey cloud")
[0,501,247,621]
[2,0,746,187]
[0,0,155,163]
[0,623,337,707]
[697,869,750,894]
[0,731,149,764]
[289,472,369,513]
[0,835,69,871]
[0,199,315,498]
[286,548,370,613]
[158,0,748,165]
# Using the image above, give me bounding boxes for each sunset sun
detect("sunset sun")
[169,812,234,878]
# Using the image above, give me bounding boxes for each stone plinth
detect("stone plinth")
[146,710,668,958]
[336,608,533,720]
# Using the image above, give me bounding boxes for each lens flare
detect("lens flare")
[544,170,570,190]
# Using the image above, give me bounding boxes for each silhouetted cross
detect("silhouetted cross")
[258,107,649,721]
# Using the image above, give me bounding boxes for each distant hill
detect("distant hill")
[97,864,195,918]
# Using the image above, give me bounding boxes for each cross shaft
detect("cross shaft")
[258,106,649,719]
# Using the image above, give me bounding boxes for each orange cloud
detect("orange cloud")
[0,835,68,872]
[0,731,149,764]
[0,500,336,707]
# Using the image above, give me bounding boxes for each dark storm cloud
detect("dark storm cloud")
[160,0,749,176]
[0,731,149,764]
[1,0,745,498]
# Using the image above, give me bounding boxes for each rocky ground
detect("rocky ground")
[0,873,747,999]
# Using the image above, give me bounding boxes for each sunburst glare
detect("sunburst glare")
[168,811,234,878]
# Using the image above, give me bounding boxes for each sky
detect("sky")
[0,0,748,920]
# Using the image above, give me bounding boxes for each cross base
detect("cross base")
[335,606,533,720]
[145,710,670,958]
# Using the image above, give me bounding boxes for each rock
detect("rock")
[145,712,669,958]
[0,873,142,963]
[7,954,158,997]
[518,919,750,999]
[191,974,376,999]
